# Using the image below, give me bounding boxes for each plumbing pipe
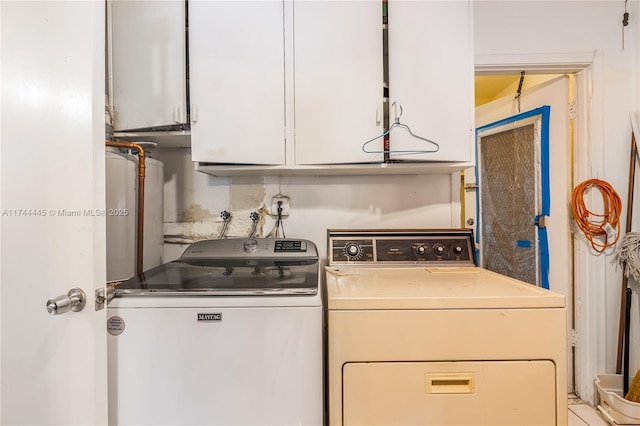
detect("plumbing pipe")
[106,140,146,275]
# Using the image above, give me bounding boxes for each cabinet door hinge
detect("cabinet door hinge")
[569,102,577,120]
[191,104,198,124]
[571,329,578,347]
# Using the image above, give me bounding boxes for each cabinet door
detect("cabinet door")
[388,0,473,162]
[110,0,187,131]
[189,1,285,165]
[294,1,384,165]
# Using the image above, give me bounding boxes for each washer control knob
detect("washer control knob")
[243,238,258,253]
[345,243,361,258]
[454,246,463,255]
[415,246,426,255]
[433,244,445,256]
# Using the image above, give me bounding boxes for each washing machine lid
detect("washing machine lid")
[115,238,319,297]
[115,258,319,296]
[325,266,565,310]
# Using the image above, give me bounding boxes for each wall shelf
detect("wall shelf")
[113,131,190,148]
[196,161,472,177]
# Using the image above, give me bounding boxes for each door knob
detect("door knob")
[46,288,86,315]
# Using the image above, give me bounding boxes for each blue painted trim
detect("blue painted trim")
[539,106,551,290]
[517,240,532,248]
[475,106,549,134]
[539,105,551,216]
[475,106,551,290]
[539,228,550,290]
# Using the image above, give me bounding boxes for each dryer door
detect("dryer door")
[343,360,557,426]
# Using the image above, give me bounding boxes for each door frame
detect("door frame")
[473,52,606,402]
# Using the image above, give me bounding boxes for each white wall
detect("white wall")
[155,148,457,264]
[475,0,640,402]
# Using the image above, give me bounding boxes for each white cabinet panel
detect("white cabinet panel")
[189,1,285,165]
[388,0,473,162]
[294,1,384,165]
[110,0,187,131]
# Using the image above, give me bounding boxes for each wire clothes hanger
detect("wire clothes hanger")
[361,102,440,155]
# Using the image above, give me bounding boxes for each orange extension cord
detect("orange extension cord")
[571,179,623,253]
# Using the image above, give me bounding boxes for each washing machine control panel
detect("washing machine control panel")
[328,229,476,266]
[182,238,316,259]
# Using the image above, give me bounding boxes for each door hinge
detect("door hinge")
[535,215,548,229]
[569,102,577,120]
[571,329,578,348]
[95,284,116,311]
[464,183,478,192]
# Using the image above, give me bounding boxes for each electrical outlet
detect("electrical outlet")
[271,195,290,217]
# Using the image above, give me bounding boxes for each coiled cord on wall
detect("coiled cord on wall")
[571,179,623,252]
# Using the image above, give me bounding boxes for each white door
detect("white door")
[189,1,286,165]
[294,0,384,165]
[468,75,573,390]
[110,0,187,131]
[1,2,108,424]
[388,0,473,163]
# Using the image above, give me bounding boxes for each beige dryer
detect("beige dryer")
[326,229,567,426]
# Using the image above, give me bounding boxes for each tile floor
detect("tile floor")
[568,394,609,426]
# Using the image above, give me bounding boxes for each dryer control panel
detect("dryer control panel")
[328,229,476,266]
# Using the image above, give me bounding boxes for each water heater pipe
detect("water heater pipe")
[106,140,146,275]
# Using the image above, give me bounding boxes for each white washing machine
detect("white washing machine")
[107,238,323,425]
[326,229,568,426]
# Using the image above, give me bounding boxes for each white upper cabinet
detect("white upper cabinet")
[109,1,474,173]
[110,0,187,131]
[387,0,473,162]
[189,1,286,165]
[294,1,384,165]
[294,0,472,167]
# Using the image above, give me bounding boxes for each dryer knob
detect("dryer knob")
[415,246,426,255]
[345,243,361,258]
